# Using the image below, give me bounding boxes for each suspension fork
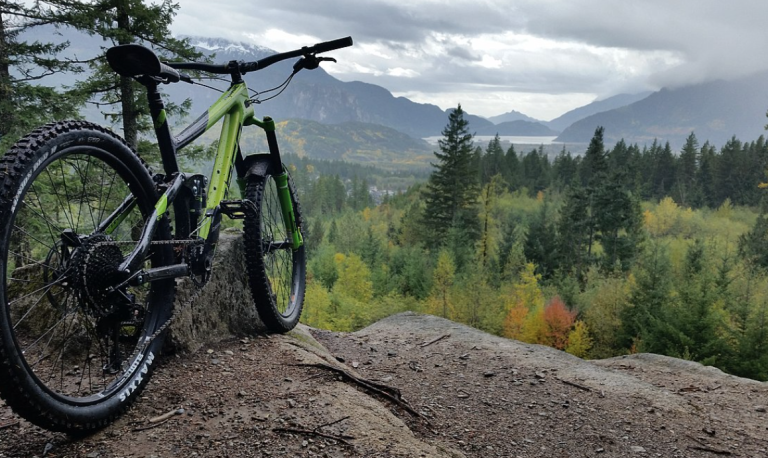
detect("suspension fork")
[244,116,303,250]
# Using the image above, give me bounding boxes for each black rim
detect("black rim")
[2,147,160,403]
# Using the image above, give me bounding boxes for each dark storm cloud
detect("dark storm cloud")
[173,0,768,118]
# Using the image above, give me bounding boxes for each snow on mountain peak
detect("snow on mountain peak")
[182,35,274,57]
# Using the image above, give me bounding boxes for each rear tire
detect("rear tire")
[0,121,175,432]
[243,173,306,332]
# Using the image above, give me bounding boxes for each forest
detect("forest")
[295,106,768,382]
[2,1,768,382]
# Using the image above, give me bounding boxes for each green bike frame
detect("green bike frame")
[108,76,302,279]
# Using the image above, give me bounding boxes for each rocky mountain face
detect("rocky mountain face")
[546,92,652,132]
[555,74,768,149]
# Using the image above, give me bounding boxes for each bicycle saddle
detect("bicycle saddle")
[107,44,180,82]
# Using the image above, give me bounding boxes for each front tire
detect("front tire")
[243,173,306,333]
[0,121,175,432]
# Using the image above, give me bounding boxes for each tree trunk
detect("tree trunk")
[0,13,13,139]
[119,74,137,148]
[115,0,137,149]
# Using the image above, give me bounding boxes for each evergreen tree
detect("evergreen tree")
[552,146,578,191]
[738,198,768,270]
[480,134,507,185]
[673,132,700,207]
[505,144,521,190]
[0,1,84,148]
[698,141,718,207]
[524,199,559,279]
[715,137,744,205]
[652,141,676,200]
[579,126,607,188]
[619,243,675,352]
[557,185,591,282]
[51,0,203,149]
[422,104,479,247]
[594,173,644,271]
[672,239,730,365]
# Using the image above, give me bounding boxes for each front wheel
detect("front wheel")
[243,173,306,332]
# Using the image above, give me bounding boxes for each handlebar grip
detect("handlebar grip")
[312,37,353,54]
[159,62,180,83]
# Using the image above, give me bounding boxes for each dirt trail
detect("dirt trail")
[1,312,767,457]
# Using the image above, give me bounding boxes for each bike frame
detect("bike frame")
[99,76,302,281]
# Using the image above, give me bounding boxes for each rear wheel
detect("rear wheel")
[0,121,175,432]
[243,173,306,333]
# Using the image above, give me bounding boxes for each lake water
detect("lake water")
[423,135,560,146]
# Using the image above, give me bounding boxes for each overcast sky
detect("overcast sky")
[171,0,768,121]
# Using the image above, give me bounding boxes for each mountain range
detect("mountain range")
[24,29,768,155]
[555,74,768,149]
[175,37,768,151]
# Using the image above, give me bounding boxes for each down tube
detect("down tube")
[198,109,243,239]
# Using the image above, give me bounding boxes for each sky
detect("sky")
[171,0,768,121]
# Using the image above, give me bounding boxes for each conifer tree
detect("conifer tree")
[480,134,507,185]
[579,126,607,188]
[674,132,700,207]
[422,104,479,247]
[505,144,521,190]
[0,1,84,148]
[49,0,203,149]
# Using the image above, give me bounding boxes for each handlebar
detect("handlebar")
[167,36,353,76]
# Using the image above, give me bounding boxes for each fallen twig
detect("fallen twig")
[0,420,19,430]
[556,377,592,392]
[149,408,185,423]
[317,415,351,430]
[420,334,450,348]
[296,362,428,424]
[133,418,171,432]
[274,416,354,446]
[132,408,184,432]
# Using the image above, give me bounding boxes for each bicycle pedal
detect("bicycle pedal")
[219,200,255,219]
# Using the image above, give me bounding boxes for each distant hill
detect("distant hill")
[475,120,559,136]
[488,109,541,125]
[234,119,434,168]
[546,92,652,132]
[555,75,768,149]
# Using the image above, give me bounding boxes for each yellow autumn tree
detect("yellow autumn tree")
[565,320,593,358]
[301,281,333,329]
[503,263,546,343]
[425,249,456,319]
[333,253,373,303]
[324,253,375,331]
[644,197,680,236]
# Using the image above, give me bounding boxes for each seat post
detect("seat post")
[143,78,180,176]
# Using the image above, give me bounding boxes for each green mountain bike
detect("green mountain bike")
[0,36,353,432]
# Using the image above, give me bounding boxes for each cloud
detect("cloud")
[172,0,768,119]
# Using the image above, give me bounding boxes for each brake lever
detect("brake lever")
[293,55,338,73]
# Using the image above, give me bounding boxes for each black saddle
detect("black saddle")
[106,44,180,83]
